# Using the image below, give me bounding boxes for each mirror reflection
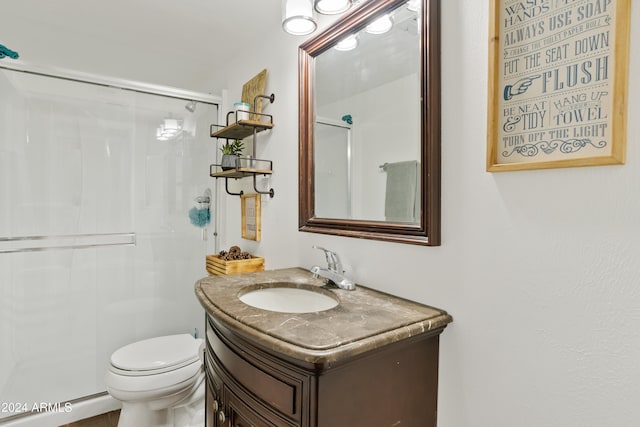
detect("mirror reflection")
[314,2,421,223]
[299,0,441,246]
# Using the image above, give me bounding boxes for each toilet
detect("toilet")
[105,334,206,427]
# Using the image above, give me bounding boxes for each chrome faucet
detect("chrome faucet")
[310,246,356,290]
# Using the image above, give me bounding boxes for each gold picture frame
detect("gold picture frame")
[241,194,261,241]
[487,0,630,172]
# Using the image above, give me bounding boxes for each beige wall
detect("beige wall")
[217,2,640,426]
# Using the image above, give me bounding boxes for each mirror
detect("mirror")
[299,0,441,245]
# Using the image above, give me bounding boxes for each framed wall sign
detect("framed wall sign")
[487,0,630,172]
[241,194,261,241]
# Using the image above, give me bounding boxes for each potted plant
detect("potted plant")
[220,139,244,170]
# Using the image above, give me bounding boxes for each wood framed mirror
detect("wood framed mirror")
[298,0,441,245]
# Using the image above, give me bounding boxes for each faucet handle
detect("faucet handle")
[312,246,342,272]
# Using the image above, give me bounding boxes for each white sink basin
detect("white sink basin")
[239,284,339,313]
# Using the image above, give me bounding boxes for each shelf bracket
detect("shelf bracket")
[224,178,244,196]
[253,93,275,112]
[251,93,275,158]
[253,175,274,198]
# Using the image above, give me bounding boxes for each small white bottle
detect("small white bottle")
[234,102,251,121]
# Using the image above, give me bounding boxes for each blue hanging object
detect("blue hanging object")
[341,114,353,125]
[189,207,210,228]
[0,44,19,60]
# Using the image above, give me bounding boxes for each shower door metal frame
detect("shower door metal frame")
[0,59,221,105]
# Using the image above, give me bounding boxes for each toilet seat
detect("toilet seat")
[105,334,204,394]
[110,334,202,375]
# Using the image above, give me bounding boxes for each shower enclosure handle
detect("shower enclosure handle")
[0,232,136,254]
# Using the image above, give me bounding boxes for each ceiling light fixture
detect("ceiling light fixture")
[334,34,358,51]
[156,118,182,141]
[283,0,317,35]
[365,14,393,34]
[162,118,181,134]
[156,128,169,141]
[314,0,352,15]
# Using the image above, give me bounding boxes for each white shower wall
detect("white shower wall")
[0,68,217,420]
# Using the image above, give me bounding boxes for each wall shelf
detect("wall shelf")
[210,118,273,140]
[209,158,273,179]
[209,93,276,198]
[209,167,273,179]
[209,158,274,197]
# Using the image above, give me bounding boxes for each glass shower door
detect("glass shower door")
[314,119,351,219]
[0,68,217,420]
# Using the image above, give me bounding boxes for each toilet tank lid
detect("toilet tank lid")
[110,334,202,371]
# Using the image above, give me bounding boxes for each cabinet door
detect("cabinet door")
[229,406,261,427]
[206,379,221,427]
[205,349,224,427]
[225,384,297,427]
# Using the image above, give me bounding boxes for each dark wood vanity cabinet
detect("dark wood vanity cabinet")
[204,314,444,427]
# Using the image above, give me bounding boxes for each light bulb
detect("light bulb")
[365,14,393,34]
[314,0,352,14]
[283,0,317,35]
[407,0,420,12]
[334,34,358,51]
[156,128,170,141]
[163,118,181,134]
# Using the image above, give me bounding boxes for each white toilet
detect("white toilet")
[105,334,206,427]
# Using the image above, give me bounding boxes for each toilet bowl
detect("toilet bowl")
[105,334,206,427]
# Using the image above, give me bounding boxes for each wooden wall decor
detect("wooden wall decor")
[241,69,267,121]
[241,194,261,241]
[487,0,630,172]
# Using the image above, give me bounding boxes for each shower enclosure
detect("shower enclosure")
[314,118,351,219]
[0,63,219,424]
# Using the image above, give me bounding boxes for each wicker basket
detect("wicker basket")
[206,254,264,276]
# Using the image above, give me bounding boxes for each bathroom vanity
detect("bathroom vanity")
[195,268,452,427]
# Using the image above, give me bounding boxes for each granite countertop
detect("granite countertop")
[195,267,452,365]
